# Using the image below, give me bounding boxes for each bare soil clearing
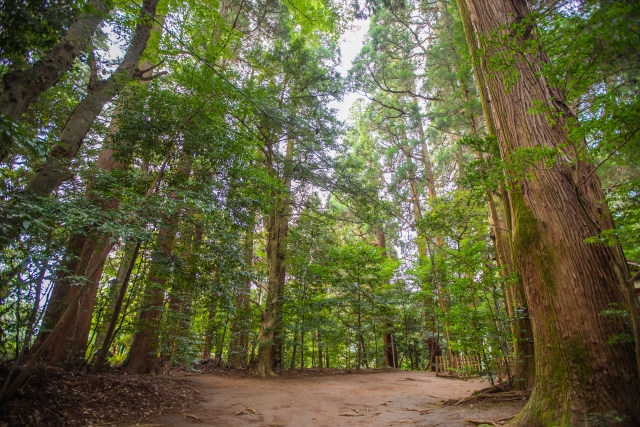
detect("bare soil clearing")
[143,369,525,427]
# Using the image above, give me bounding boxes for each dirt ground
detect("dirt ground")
[139,370,525,427]
[0,363,199,427]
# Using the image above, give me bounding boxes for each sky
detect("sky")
[329,18,370,123]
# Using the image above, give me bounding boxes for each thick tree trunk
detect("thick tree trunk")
[257,138,293,376]
[42,119,128,364]
[127,154,188,374]
[32,233,87,350]
[383,327,399,368]
[43,233,111,366]
[126,225,176,375]
[457,0,535,390]
[0,0,111,141]
[0,0,161,251]
[257,202,282,376]
[464,0,640,424]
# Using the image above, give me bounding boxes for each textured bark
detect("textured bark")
[257,138,293,376]
[0,0,161,252]
[23,0,159,198]
[127,154,190,374]
[43,233,110,365]
[126,225,176,375]
[0,0,111,140]
[383,327,399,368]
[32,233,87,350]
[43,122,125,365]
[464,0,640,424]
[457,0,535,390]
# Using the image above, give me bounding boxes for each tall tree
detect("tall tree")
[462,0,640,424]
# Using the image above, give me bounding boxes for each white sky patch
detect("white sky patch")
[329,18,370,123]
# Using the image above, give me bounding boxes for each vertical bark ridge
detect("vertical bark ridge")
[464,0,640,424]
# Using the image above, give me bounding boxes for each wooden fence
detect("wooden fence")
[435,355,513,382]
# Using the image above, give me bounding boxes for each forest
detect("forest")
[0,0,639,426]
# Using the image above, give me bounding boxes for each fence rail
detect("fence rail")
[435,355,513,382]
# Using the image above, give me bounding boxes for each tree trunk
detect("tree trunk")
[383,326,399,368]
[32,233,86,351]
[457,0,535,391]
[92,241,141,373]
[0,0,111,143]
[426,336,441,372]
[0,0,161,251]
[257,200,282,376]
[464,0,640,424]
[257,138,293,376]
[42,124,126,365]
[126,164,189,375]
[317,331,323,369]
[43,233,111,366]
[126,224,175,375]
[26,0,159,198]
[401,143,453,357]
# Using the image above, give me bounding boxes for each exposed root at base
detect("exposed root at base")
[467,415,516,426]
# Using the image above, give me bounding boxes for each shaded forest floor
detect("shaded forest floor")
[0,365,526,426]
[0,363,200,426]
[148,368,525,427]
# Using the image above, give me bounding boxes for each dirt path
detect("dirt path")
[138,370,524,427]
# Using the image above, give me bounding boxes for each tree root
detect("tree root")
[467,415,515,426]
[456,389,530,405]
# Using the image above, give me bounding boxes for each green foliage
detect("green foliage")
[0,0,637,387]
[0,0,80,67]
